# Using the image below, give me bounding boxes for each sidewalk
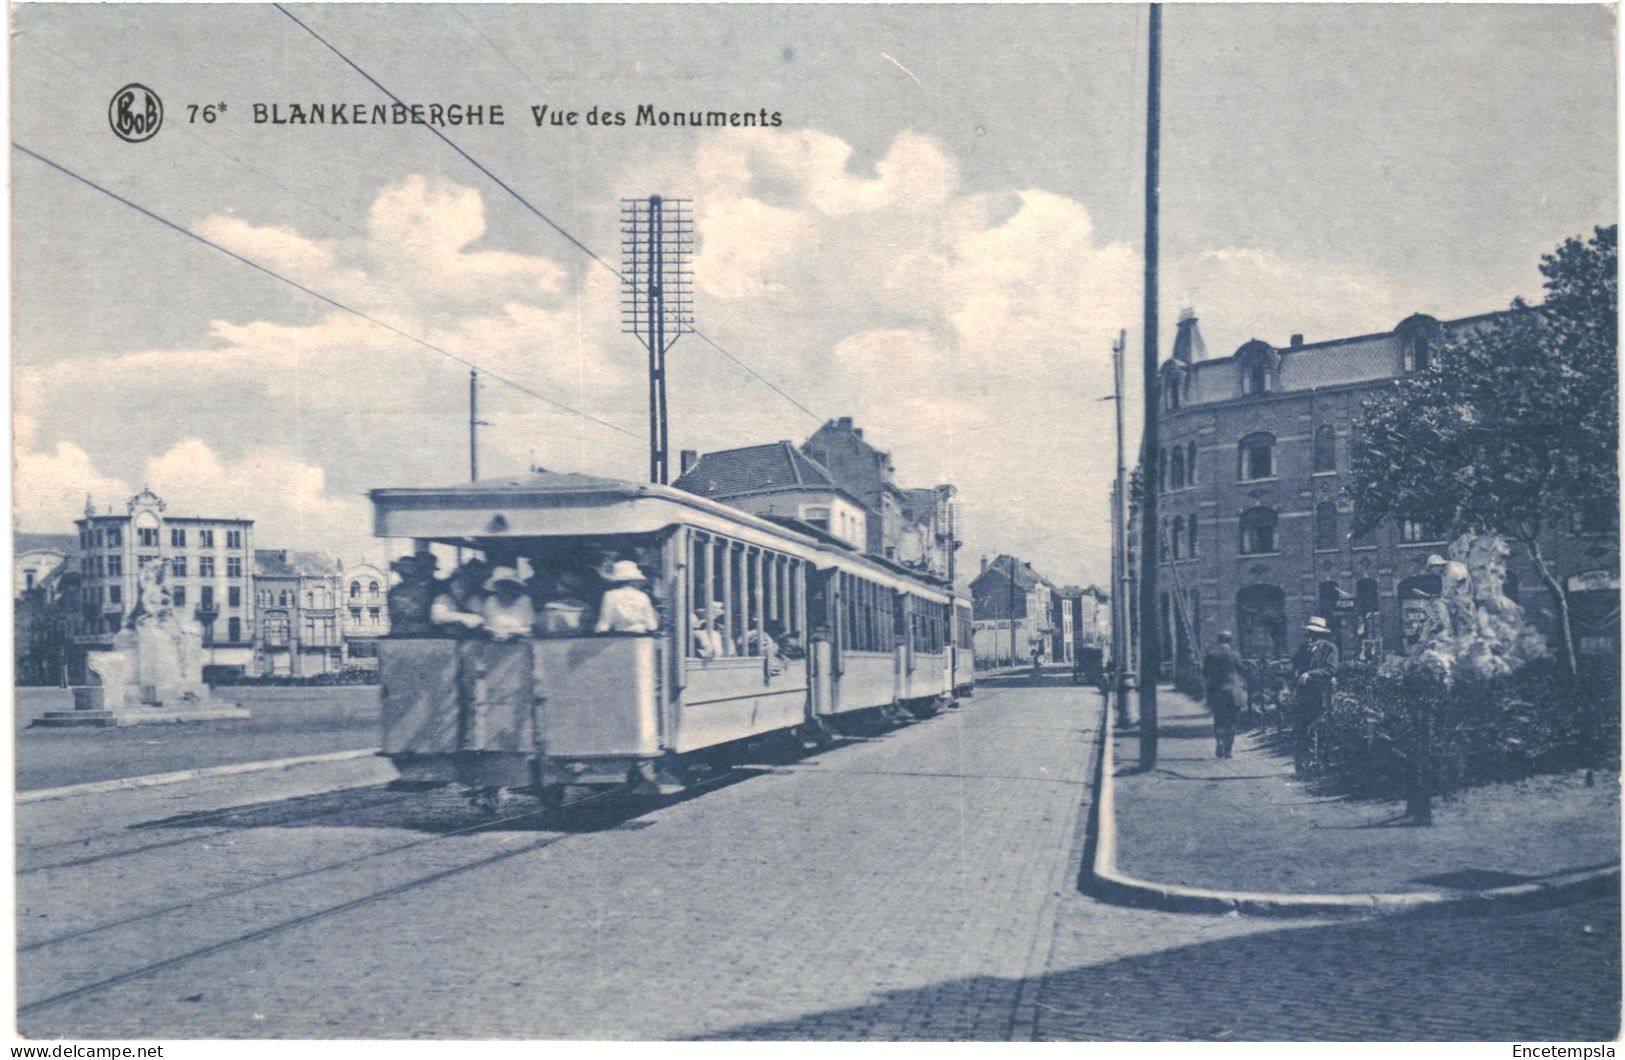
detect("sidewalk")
[1108,690,1619,899]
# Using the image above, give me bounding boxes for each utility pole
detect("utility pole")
[1111,329,1133,725]
[1138,2,1163,770]
[469,369,479,481]
[1010,557,1019,668]
[621,195,694,484]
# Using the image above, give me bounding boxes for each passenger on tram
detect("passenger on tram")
[385,551,438,637]
[594,559,660,634]
[767,619,804,661]
[533,568,594,634]
[430,563,487,636]
[692,602,727,658]
[481,567,538,641]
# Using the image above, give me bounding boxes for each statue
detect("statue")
[1384,532,1547,683]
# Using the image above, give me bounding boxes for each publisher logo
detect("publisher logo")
[108,84,163,143]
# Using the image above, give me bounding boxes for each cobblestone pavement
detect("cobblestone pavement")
[15,675,1621,1040]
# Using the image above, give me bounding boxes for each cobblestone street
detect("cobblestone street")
[16,674,1620,1040]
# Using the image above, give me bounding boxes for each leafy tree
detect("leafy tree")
[1349,226,1618,676]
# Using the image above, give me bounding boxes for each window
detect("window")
[1240,507,1278,555]
[1187,513,1198,557]
[95,528,105,548]
[199,529,215,548]
[228,617,241,642]
[1242,358,1271,395]
[198,556,216,577]
[228,586,241,608]
[1351,504,1378,549]
[137,527,159,547]
[107,555,122,577]
[279,591,290,606]
[1159,520,1170,562]
[1313,425,1337,473]
[227,557,243,578]
[368,581,380,595]
[172,556,187,578]
[226,529,242,549]
[1170,446,1186,490]
[349,640,378,659]
[1187,442,1197,485]
[106,527,121,547]
[1170,516,1184,559]
[200,586,215,610]
[108,585,122,605]
[350,581,361,598]
[170,528,186,547]
[1315,502,1340,551]
[802,506,831,530]
[688,531,804,659]
[368,606,382,627]
[1399,518,1441,544]
[1238,433,1275,481]
[171,586,185,608]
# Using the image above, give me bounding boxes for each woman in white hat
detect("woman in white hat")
[481,567,537,641]
[594,559,660,634]
[691,600,728,658]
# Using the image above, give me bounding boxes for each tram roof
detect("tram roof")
[369,470,952,594]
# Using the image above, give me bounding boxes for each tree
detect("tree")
[1349,226,1618,676]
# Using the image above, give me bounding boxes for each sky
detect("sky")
[10,3,1618,587]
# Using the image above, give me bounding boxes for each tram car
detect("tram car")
[371,469,974,802]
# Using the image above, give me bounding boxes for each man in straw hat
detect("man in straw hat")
[1292,616,1340,774]
[595,559,660,634]
[386,551,439,637]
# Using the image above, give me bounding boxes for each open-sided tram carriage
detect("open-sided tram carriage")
[371,470,974,803]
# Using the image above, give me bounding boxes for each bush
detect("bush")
[1309,656,1618,798]
[208,667,379,687]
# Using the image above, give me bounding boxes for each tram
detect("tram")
[370,469,974,802]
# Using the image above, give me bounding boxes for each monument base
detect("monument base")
[30,686,251,728]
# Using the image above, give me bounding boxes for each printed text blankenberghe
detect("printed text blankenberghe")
[250,103,786,128]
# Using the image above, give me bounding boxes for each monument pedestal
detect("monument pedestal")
[32,606,252,728]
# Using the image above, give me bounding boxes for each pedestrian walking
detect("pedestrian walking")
[1293,616,1340,774]
[1201,630,1246,758]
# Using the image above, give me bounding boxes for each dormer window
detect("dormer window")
[1235,340,1278,397]
[1396,313,1443,373]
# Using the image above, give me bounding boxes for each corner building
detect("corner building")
[1150,310,1619,677]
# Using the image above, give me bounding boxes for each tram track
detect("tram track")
[18,776,735,1017]
[17,786,410,875]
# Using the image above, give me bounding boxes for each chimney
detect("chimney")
[854,428,863,439]
[679,449,698,476]
[981,555,989,573]
[1171,309,1208,364]
[1290,333,1304,348]
[837,416,854,431]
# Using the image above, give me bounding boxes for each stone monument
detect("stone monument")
[34,561,249,727]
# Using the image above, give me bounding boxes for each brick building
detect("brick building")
[252,550,345,677]
[674,441,870,551]
[970,554,1055,667]
[1146,309,1620,681]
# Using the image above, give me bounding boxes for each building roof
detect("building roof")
[254,549,340,577]
[975,554,1049,591]
[674,441,853,501]
[16,532,76,557]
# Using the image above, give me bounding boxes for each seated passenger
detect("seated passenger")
[595,560,660,634]
[692,602,727,658]
[767,620,805,661]
[430,564,486,635]
[385,551,438,637]
[482,567,537,641]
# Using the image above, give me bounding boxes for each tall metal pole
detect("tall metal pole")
[646,195,665,484]
[1010,558,1019,668]
[469,370,479,482]
[1112,330,1132,724]
[1138,3,1163,770]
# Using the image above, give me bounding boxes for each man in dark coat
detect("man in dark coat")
[1202,631,1246,758]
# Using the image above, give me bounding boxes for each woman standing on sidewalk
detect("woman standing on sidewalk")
[1202,631,1246,758]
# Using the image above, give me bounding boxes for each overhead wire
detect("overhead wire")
[275,2,828,426]
[11,143,643,444]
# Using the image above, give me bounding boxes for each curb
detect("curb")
[16,748,384,805]
[1082,697,1620,918]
